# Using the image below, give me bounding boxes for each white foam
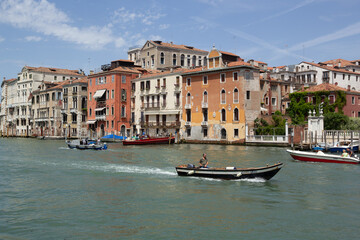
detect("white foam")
[234,178,266,183]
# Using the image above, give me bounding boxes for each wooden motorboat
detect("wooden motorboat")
[123,136,175,145]
[287,149,360,164]
[175,162,283,180]
[66,139,107,150]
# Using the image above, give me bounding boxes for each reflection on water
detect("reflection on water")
[0,138,360,239]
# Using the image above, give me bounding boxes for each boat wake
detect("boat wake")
[234,178,266,183]
[71,162,177,177]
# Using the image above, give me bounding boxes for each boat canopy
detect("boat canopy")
[101,134,126,140]
[93,89,106,99]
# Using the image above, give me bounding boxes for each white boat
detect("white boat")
[287,149,360,164]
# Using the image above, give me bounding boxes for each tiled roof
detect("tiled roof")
[137,68,185,80]
[219,51,239,58]
[25,66,82,76]
[46,77,88,90]
[303,61,360,75]
[149,40,208,53]
[109,66,143,74]
[319,59,353,67]
[228,61,252,67]
[300,83,360,93]
[182,61,254,75]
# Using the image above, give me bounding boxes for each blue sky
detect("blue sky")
[0,0,359,82]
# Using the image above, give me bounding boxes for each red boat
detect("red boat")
[122,136,175,145]
[287,149,360,164]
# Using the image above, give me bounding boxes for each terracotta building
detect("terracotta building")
[87,60,144,138]
[180,47,261,143]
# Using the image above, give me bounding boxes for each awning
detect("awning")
[93,89,106,99]
[86,120,96,124]
[260,107,268,112]
[95,107,106,111]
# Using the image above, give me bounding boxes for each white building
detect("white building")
[295,61,360,91]
[0,78,18,135]
[3,66,83,136]
[131,69,184,136]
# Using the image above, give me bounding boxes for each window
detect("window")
[54,76,57,81]
[146,81,150,90]
[271,97,277,106]
[334,73,336,79]
[198,57,202,66]
[111,90,114,99]
[233,88,239,103]
[221,109,226,122]
[111,106,114,115]
[140,81,145,91]
[265,97,269,105]
[329,95,335,104]
[121,89,127,101]
[246,91,250,100]
[234,108,239,121]
[121,105,126,117]
[203,109,208,121]
[203,91,208,103]
[122,75,126,83]
[162,95,167,107]
[233,72,238,81]
[220,73,226,83]
[160,52,165,64]
[186,109,191,122]
[89,108,92,116]
[203,76,208,85]
[192,55,196,66]
[186,78,191,86]
[186,93,191,105]
[162,78,166,88]
[173,54,177,66]
[181,54,185,66]
[352,96,355,105]
[221,89,226,104]
[234,129,239,137]
[112,75,115,82]
[186,127,191,137]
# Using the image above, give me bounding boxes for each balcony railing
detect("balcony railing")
[201,121,208,126]
[185,121,191,126]
[96,101,106,109]
[202,102,208,108]
[95,115,106,121]
[185,104,191,109]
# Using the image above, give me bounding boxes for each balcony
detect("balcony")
[96,101,106,109]
[201,121,208,126]
[185,104,191,109]
[145,103,160,110]
[95,115,106,121]
[185,121,191,126]
[202,102,208,108]
[70,108,77,113]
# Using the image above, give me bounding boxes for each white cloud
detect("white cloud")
[198,0,224,7]
[149,35,163,41]
[159,24,169,30]
[0,0,116,49]
[25,36,42,42]
[112,7,165,26]
[0,36,4,42]
[288,22,360,51]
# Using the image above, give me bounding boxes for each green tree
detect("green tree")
[324,112,349,130]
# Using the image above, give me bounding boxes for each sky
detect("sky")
[0,0,360,82]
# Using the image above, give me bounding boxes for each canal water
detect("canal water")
[0,138,359,240]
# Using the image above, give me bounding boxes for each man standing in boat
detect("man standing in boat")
[199,153,208,168]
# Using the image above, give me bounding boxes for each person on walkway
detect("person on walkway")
[342,149,349,158]
[199,153,208,168]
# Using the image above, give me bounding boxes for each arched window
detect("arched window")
[186,92,191,105]
[234,108,239,121]
[192,55,196,67]
[181,54,185,66]
[160,52,165,64]
[203,91,208,103]
[204,57,207,66]
[221,109,226,122]
[221,89,226,104]
[233,88,239,103]
[173,54,177,66]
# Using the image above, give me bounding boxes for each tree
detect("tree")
[324,112,349,130]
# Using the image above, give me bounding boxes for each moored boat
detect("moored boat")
[123,136,175,145]
[287,149,360,164]
[328,140,359,153]
[175,162,283,180]
[66,139,107,150]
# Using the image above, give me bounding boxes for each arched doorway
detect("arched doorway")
[120,125,126,137]
[221,128,227,140]
[100,124,105,137]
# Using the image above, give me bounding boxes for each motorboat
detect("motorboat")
[101,134,127,142]
[123,136,175,145]
[66,139,107,150]
[175,162,283,180]
[287,149,360,164]
[328,140,359,153]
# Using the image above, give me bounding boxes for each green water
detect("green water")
[0,138,359,239]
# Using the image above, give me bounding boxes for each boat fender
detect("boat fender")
[187,170,195,175]
[236,172,242,177]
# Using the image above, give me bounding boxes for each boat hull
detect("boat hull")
[175,163,283,180]
[66,140,107,150]
[287,149,360,164]
[123,137,175,145]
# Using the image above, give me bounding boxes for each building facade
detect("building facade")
[180,48,261,143]
[131,69,184,137]
[87,60,143,138]
[0,78,18,136]
[128,40,208,71]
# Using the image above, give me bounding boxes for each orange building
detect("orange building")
[180,47,261,143]
[87,60,144,138]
